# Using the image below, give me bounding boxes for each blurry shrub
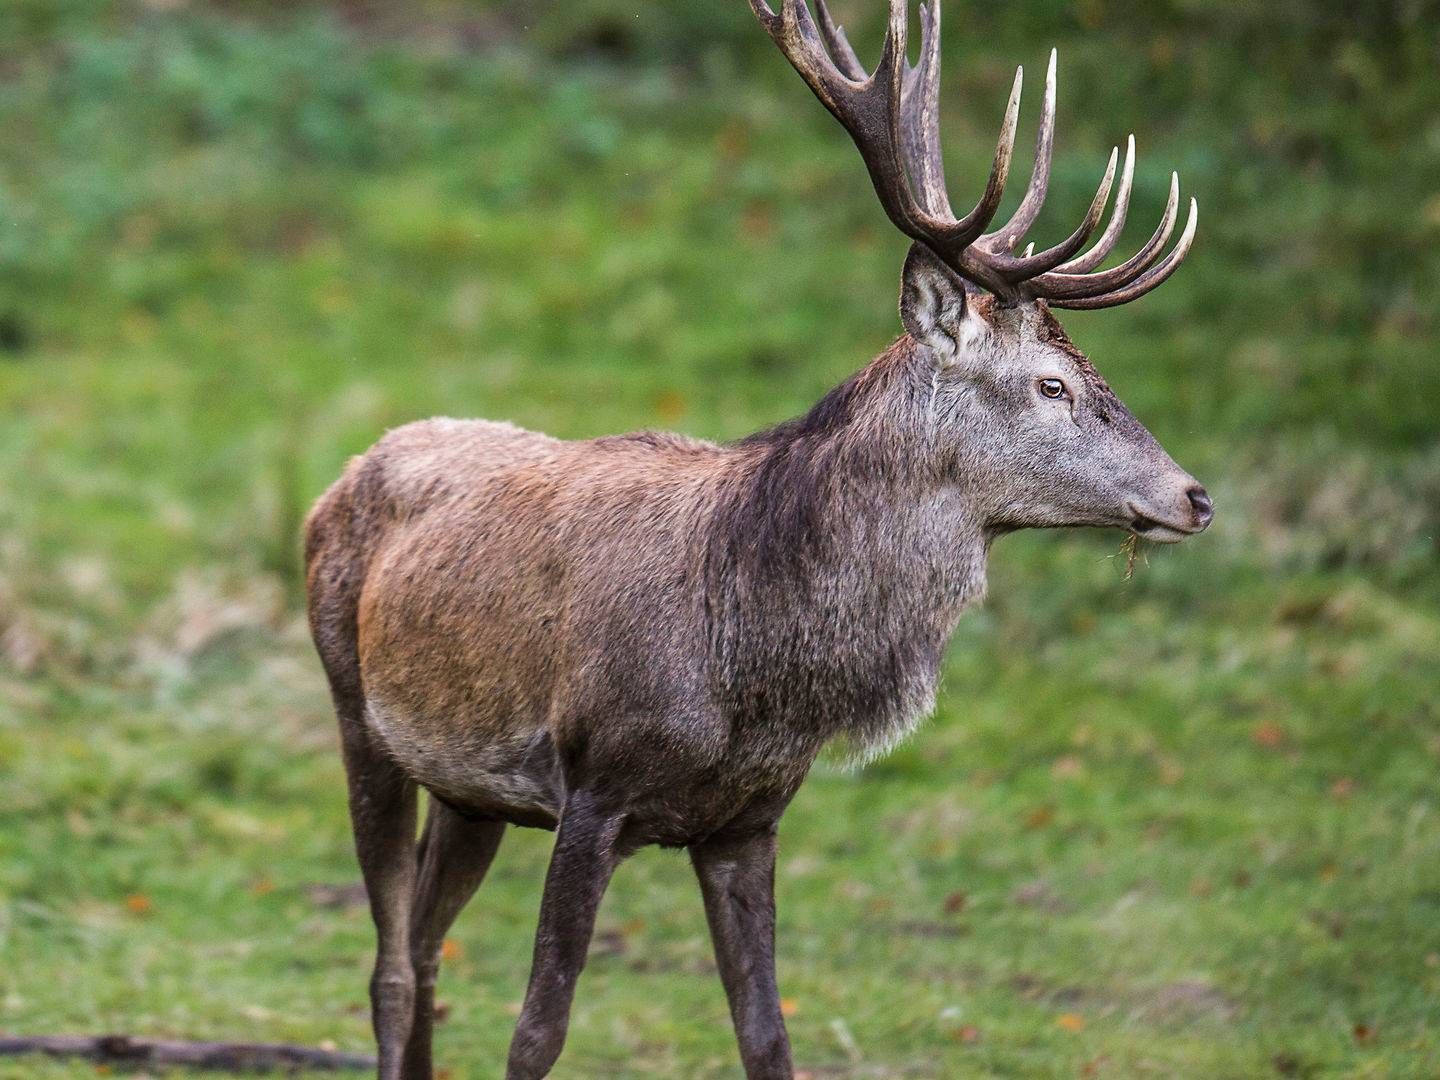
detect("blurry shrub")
[55,17,436,166]
[1248,436,1440,577]
[0,0,126,49]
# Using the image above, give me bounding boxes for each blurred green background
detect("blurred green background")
[1,1,1438,1077]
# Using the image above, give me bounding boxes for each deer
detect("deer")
[303,2,1212,1077]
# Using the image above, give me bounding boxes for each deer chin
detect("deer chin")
[1126,504,1203,544]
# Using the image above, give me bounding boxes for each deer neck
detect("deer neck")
[705,341,989,755]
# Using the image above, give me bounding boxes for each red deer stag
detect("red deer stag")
[305,2,1211,1077]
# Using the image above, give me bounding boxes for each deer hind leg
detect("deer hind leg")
[401,796,506,1080]
[337,715,420,1080]
[505,791,625,1080]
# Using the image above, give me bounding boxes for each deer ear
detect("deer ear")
[899,242,975,365]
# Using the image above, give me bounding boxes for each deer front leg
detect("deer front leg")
[690,828,792,1080]
[505,791,624,1080]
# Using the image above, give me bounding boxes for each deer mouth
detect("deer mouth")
[1127,505,1202,544]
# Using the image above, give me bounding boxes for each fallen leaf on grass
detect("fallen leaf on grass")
[1353,1022,1375,1044]
[440,938,463,961]
[780,998,799,1017]
[124,894,153,916]
[942,890,968,915]
[1023,805,1055,830]
[1251,721,1286,749]
[1057,1013,1086,1032]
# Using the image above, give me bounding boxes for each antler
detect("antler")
[750,0,1197,308]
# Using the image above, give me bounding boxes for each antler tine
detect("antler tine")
[750,0,864,125]
[934,66,1021,244]
[812,0,867,81]
[986,144,1117,281]
[1048,196,1197,309]
[899,1,952,218]
[981,48,1057,253]
[1031,170,1179,300]
[753,0,1015,282]
[1055,132,1134,274]
[751,0,781,32]
[754,0,947,260]
[878,0,909,91]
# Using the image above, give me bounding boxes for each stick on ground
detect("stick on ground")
[0,1033,374,1074]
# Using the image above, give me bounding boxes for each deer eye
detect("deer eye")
[1038,378,1067,400]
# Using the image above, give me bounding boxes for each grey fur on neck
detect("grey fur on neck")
[704,337,989,758]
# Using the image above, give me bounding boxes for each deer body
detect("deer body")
[309,340,988,847]
[306,4,1214,1078]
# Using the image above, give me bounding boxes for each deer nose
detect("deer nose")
[1186,485,1213,528]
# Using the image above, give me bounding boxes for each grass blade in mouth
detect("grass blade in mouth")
[1119,532,1141,580]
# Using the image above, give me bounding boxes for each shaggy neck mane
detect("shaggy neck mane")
[719,337,931,576]
[703,338,986,755]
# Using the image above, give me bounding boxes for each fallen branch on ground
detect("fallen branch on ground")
[0,1033,374,1073]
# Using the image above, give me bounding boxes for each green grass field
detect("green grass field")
[2,3,1438,1077]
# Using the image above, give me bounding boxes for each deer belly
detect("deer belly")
[363,698,562,828]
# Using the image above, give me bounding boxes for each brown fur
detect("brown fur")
[306,341,975,848]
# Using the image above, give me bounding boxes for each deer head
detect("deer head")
[752,0,1212,541]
